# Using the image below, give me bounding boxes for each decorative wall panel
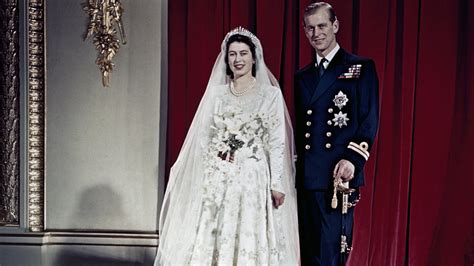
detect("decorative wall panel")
[0,0,20,226]
[27,0,45,232]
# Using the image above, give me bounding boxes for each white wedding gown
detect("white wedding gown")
[188,84,287,265]
[155,84,298,265]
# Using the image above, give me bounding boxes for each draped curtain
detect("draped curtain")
[166,0,474,265]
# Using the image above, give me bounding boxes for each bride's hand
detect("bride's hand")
[271,190,285,209]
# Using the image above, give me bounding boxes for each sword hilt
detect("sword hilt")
[332,178,356,211]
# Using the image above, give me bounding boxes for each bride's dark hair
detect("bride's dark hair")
[225,34,257,79]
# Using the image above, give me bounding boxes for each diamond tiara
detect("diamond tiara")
[223,26,261,48]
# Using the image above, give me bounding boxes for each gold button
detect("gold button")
[305,145,311,150]
[326,132,332,137]
[305,133,311,138]
[328,108,334,113]
[306,121,312,126]
[325,143,331,149]
[327,120,332,125]
[307,109,313,115]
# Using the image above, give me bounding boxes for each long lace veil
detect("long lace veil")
[155,27,299,265]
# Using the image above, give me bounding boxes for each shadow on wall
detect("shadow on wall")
[69,184,130,230]
[52,184,156,265]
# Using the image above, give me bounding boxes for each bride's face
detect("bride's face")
[227,42,255,79]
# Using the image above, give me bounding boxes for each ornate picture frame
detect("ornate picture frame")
[1,0,45,232]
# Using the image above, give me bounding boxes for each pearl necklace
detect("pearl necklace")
[230,77,256,96]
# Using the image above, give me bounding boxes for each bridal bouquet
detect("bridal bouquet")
[209,108,274,163]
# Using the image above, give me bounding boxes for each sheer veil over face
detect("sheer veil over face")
[155,27,299,265]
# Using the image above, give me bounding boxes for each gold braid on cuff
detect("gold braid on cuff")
[347,141,370,161]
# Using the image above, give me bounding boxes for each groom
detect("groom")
[294,2,379,265]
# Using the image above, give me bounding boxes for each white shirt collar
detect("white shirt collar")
[316,43,340,67]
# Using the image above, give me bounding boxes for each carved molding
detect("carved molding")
[27,0,45,232]
[0,0,20,226]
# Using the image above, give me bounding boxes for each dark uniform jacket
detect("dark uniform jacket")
[294,48,379,190]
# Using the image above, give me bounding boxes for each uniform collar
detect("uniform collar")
[315,43,340,67]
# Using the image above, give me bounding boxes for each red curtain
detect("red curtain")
[166,0,474,265]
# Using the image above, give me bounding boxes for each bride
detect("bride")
[154,27,299,265]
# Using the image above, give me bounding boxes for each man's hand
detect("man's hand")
[333,159,355,182]
[271,190,285,209]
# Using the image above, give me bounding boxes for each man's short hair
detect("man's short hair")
[304,2,337,24]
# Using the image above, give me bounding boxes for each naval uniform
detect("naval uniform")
[294,45,379,265]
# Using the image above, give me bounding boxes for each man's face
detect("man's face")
[304,9,339,57]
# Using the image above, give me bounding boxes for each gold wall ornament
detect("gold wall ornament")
[83,0,127,87]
